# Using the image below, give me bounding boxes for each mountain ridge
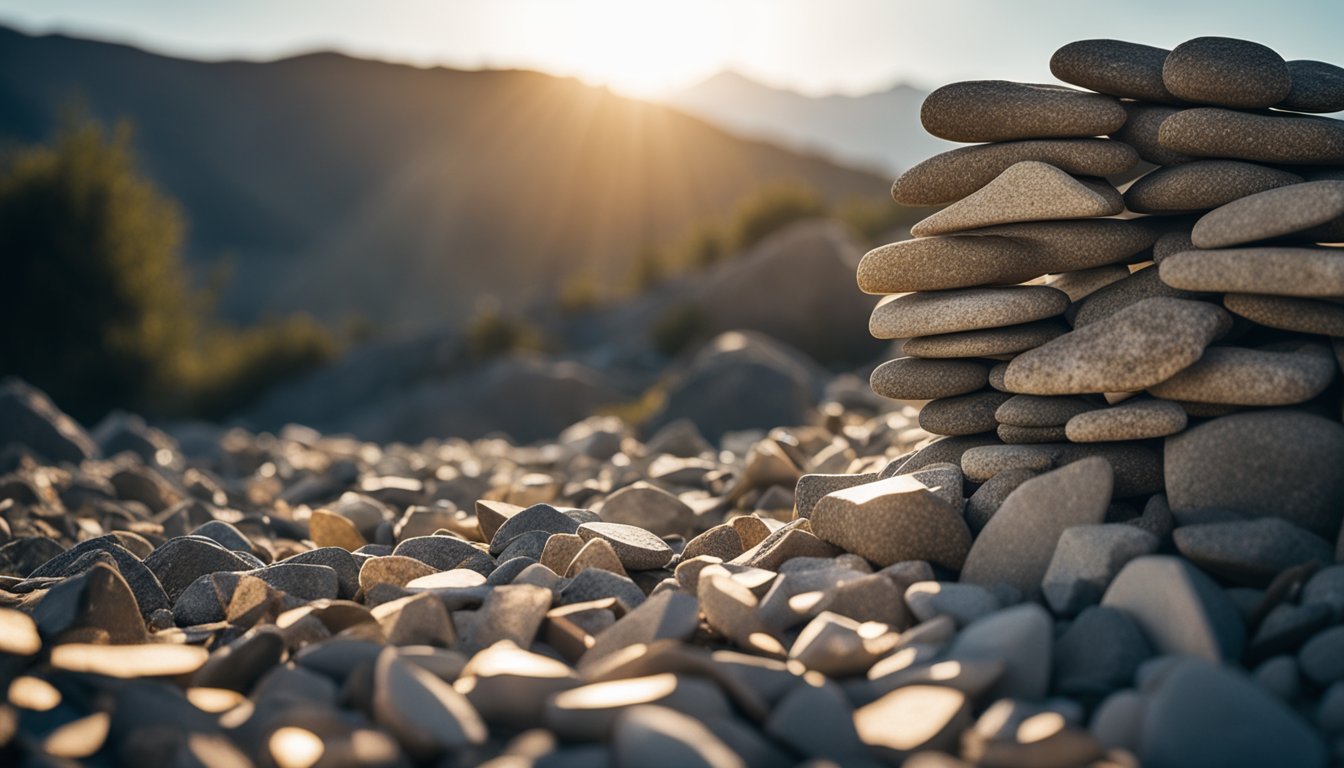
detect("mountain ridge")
[0,25,890,331]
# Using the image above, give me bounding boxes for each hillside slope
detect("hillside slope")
[0,27,889,330]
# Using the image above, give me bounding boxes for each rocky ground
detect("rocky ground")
[7,33,1344,768]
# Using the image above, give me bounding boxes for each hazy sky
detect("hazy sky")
[1,0,1341,96]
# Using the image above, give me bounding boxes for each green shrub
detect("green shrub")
[727,182,827,252]
[651,302,708,358]
[0,116,336,422]
[557,272,602,314]
[179,315,337,420]
[465,303,545,361]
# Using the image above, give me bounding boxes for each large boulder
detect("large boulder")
[691,220,884,364]
[0,378,99,465]
[647,331,822,443]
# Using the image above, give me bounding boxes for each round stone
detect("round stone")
[1112,103,1196,166]
[1280,60,1344,113]
[577,522,674,571]
[1002,298,1231,395]
[921,81,1126,143]
[1158,108,1344,165]
[871,358,990,401]
[997,424,1067,444]
[1140,659,1326,767]
[908,162,1123,237]
[810,475,973,570]
[853,685,971,761]
[1158,247,1344,298]
[971,219,1162,274]
[1224,293,1344,336]
[869,287,1070,340]
[1065,399,1187,442]
[995,395,1097,428]
[1190,180,1344,248]
[946,604,1053,701]
[1165,410,1344,539]
[1162,36,1291,108]
[1124,161,1304,214]
[1174,518,1334,586]
[1050,39,1176,102]
[1300,626,1344,687]
[960,457,1113,599]
[918,390,1012,436]
[857,236,1044,294]
[1147,343,1337,406]
[891,138,1138,206]
[901,321,1067,359]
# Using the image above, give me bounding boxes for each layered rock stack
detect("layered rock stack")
[859,36,1344,538]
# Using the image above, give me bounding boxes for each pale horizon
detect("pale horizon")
[2,0,1341,99]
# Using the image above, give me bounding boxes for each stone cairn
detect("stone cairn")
[817,35,1343,763]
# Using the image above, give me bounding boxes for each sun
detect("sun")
[549,0,732,97]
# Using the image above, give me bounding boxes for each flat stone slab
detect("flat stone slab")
[1002,298,1231,395]
[902,321,1067,359]
[1065,399,1188,442]
[918,390,1012,436]
[870,357,991,401]
[870,286,1069,339]
[1051,39,1176,102]
[921,81,1126,143]
[1124,161,1303,215]
[909,162,1123,237]
[1223,293,1344,336]
[1162,36,1291,108]
[891,138,1137,206]
[1159,247,1344,298]
[1147,343,1337,406]
[857,235,1045,294]
[1191,180,1344,248]
[1158,108,1344,165]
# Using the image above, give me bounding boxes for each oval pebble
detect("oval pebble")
[919,390,1013,436]
[901,321,1067,359]
[871,358,990,401]
[891,138,1137,206]
[1147,344,1337,406]
[1065,399,1187,442]
[1159,247,1344,298]
[1191,181,1344,248]
[1050,39,1176,103]
[869,286,1069,340]
[1280,60,1344,114]
[1125,161,1303,215]
[857,235,1045,294]
[1162,36,1291,109]
[921,81,1126,143]
[1223,293,1344,336]
[1111,103,1196,166]
[1158,108,1344,165]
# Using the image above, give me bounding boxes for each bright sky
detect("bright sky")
[1,0,1341,97]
